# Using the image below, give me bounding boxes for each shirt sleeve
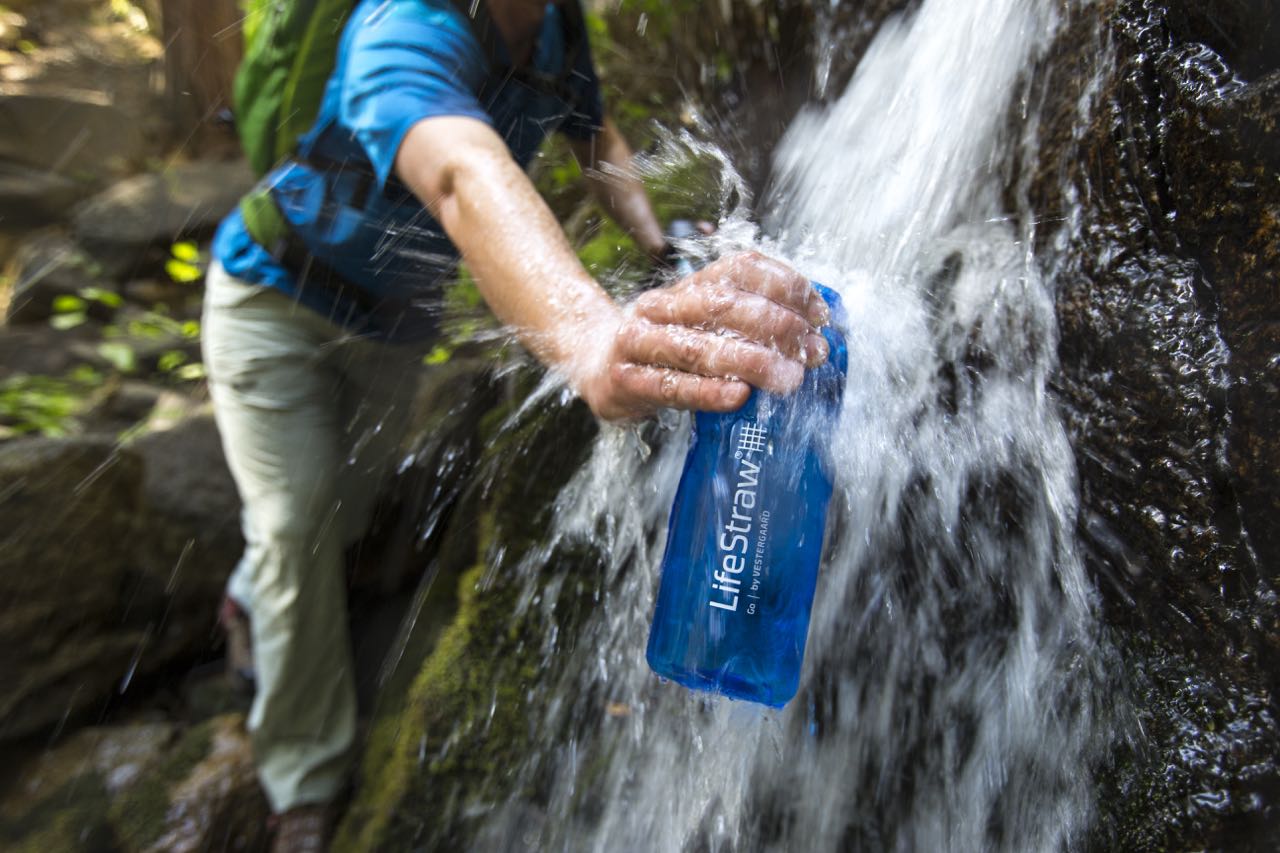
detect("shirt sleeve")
[556,7,605,141]
[339,0,493,188]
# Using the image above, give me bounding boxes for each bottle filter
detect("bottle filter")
[646,284,848,707]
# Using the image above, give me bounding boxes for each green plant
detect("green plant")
[48,287,124,330]
[164,240,204,283]
[0,366,104,438]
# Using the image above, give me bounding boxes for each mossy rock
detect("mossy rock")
[1,714,266,853]
[1,774,117,853]
[337,376,603,851]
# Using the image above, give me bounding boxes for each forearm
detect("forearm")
[396,117,620,388]
[574,119,667,259]
[394,115,827,421]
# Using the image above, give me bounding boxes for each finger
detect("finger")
[696,252,829,326]
[634,284,829,366]
[618,319,805,395]
[611,363,751,413]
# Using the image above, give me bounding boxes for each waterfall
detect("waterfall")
[483,0,1112,849]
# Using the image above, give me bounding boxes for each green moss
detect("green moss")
[336,558,517,851]
[1,774,116,852]
[108,720,215,849]
[337,375,603,850]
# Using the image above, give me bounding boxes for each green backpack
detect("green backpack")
[232,0,588,254]
[234,0,589,179]
[234,0,354,178]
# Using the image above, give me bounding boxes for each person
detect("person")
[202,0,830,847]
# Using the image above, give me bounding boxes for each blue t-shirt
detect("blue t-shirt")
[213,0,603,340]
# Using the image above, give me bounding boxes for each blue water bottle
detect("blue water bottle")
[646,283,848,707]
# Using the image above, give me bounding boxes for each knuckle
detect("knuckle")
[634,291,668,320]
[742,346,773,380]
[677,332,701,367]
[778,312,809,347]
[609,360,633,385]
[616,319,646,354]
[702,284,735,323]
[658,371,681,403]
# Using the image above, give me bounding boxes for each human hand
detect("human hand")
[576,252,831,421]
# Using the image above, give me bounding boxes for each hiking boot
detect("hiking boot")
[270,803,332,853]
[218,595,256,692]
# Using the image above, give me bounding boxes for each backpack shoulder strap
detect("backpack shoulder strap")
[448,0,588,95]
[556,0,587,78]
[448,0,503,69]
[234,0,354,176]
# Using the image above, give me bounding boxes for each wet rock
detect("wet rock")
[1159,64,1280,575]
[130,405,243,648]
[0,323,98,380]
[0,163,87,229]
[0,436,145,740]
[337,369,601,851]
[0,714,268,853]
[4,721,179,815]
[1164,0,1280,82]
[0,404,241,742]
[137,714,267,853]
[86,380,167,429]
[1025,0,1280,847]
[71,161,254,270]
[0,92,147,176]
[4,230,112,325]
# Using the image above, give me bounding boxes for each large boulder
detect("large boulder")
[1160,67,1280,573]
[0,91,149,229]
[0,405,243,742]
[337,367,602,851]
[71,160,255,273]
[0,323,100,381]
[129,404,244,657]
[0,437,146,740]
[0,91,146,173]
[1026,0,1280,846]
[0,163,88,230]
[0,714,268,852]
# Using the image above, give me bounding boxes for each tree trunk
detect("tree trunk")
[159,0,243,146]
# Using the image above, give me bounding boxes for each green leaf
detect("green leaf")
[173,362,206,381]
[52,294,86,314]
[181,320,201,339]
[165,258,203,283]
[171,240,201,262]
[69,364,103,385]
[80,287,123,308]
[423,345,451,366]
[97,341,138,374]
[157,350,188,372]
[50,311,88,330]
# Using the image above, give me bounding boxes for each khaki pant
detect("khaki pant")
[202,261,421,812]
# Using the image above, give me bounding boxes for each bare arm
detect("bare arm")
[394,115,829,420]
[570,118,667,261]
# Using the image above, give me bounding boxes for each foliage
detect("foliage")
[164,240,204,283]
[0,366,103,438]
[48,287,123,330]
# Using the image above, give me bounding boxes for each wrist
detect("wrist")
[557,299,625,409]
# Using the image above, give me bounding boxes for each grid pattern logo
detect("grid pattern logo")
[736,423,768,456]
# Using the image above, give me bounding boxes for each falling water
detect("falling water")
[476,0,1112,849]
